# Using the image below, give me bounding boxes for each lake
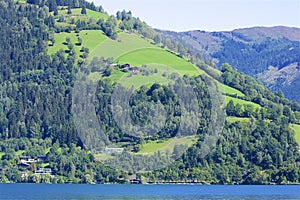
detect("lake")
[0,184,300,199]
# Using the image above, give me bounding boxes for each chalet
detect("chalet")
[35,168,52,175]
[120,63,130,70]
[129,66,140,74]
[20,156,31,162]
[130,179,141,184]
[20,156,36,164]
[103,147,124,154]
[17,163,31,170]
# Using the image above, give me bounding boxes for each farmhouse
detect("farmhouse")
[35,168,52,175]
[130,178,141,184]
[20,156,36,164]
[17,163,31,170]
[120,63,130,70]
[103,147,124,154]
[129,66,140,73]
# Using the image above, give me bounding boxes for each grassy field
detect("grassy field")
[226,116,251,124]
[89,32,158,59]
[94,153,113,161]
[48,30,107,56]
[71,8,108,20]
[290,124,300,148]
[54,8,108,21]
[223,84,245,97]
[116,48,204,76]
[225,95,261,109]
[138,136,196,154]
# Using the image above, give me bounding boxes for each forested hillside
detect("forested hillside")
[0,0,300,184]
[156,27,300,102]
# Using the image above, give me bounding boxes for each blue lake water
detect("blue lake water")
[0,184,300,199]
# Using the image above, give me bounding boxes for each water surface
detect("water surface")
[0,184,299,199]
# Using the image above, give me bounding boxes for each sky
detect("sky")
[90,0,300,32]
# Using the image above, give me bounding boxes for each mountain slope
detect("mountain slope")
[0,0,300,184]
[156,26,300,102]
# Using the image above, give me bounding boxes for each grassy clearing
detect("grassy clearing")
[225,95,261,109]
[16,150,25,156]
[71,8,108,20]
[115,63,180,88]
[41,163,50,168]
[0,152,4,159]
[226,116,251,124]
[138,136,196,154]
[116,48,203,76]
[290,124,300,148]
[223,84,245,97]
[48,30,107,56]
[89,32,158,59]
[94,153,113,161]
[54,8,108,21]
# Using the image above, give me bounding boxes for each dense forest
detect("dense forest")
[0,0,300,184]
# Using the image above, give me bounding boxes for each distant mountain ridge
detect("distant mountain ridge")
[156,26,300,102]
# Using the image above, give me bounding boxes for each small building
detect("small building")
[20,156,36,164]
[20,156,31,162]
[17,163,31,170]
[35,168,52,175]
[129,66,140,73]
[103,148,124,154]
[120,63,130,70]
[130,179,141,184]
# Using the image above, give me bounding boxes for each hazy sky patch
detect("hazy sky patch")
[90,0,300,32]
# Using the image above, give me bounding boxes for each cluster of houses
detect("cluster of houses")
[17,155,52,178]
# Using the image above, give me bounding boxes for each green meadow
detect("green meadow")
[48,30,107,57]
[225,95,261,109]
[290,124,300,148]
[226,116,251,124]
[70,8,108,20]
[115,48,204,76]
[89,32,158,59]
[138,136,196,154]
[223,84,245,97]
[54,8,108,21]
